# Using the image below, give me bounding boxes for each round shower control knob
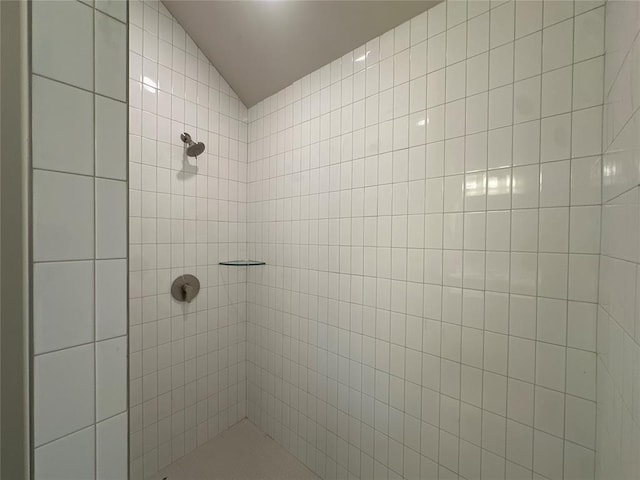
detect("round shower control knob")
[171,274,200,303]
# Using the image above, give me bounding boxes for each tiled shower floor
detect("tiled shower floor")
[150,419,319,480]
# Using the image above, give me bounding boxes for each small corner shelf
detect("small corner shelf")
[219,260,266,266]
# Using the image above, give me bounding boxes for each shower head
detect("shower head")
[180,132,205,157]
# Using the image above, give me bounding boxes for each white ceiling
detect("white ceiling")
[162,0,441,107]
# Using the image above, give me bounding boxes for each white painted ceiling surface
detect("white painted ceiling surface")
[162,0,440,107]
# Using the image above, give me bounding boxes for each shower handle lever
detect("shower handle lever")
[182,282,194,300]
[171,274,200,303]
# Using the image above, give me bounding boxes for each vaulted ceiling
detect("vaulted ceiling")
[163,0,440,107]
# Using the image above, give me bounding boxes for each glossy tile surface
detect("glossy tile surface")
[95,95,127,180]
[127,1,249,477]
[95,259,127,340]
[245,1,603,479]
[95,11,127,101]
[34,344,95,446]
[34,427,95,480]
[597,3,640,478]
[96,413,128,480]
[95,178,127,259]
[32,76,94,175]
[33,261,94,354]
[30,0,128,477]
[96,337,127,421]
[33,170,94,262]
[32,0,93,89]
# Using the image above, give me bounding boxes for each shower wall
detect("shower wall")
[30,0,128,478]
[246,1,604,479]
[127,0,249,478]
[596,1,640,478]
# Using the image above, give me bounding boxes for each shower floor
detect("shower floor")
[150,419,319,480]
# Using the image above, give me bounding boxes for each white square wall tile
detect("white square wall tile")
[447,0,466,29]
[32,0,93,89]
[34,344,95,446]
[488,85,513,129]
[427,33,446,73]
[542,66,572,117]
[564,441,595,479]
[564,395,596,448]
[97,413,128,480]
[446,23,467,65]
[535,342,566,391]
[33,76,94,175]
[542,19,573,72]
[533,430,564,480]
[507,377,534,424]
[96,178,127,259]
[515,0,542,38]
[540,160,570,207]
[536,297,567,345]
[410,11,427,45]
[571,156,601,206]
[570,206,601,254]
[96,11,127,101]
[540,113,571,162]
[512,165,539,209]
[96,96,127,180]
[394,20,410,52]
[511,209,538,252]
[506,420,533,468]
[566,348,596,400]
[514,76,541,124]
[513,121,540,166]
[568,254,599,302]
[538,252,568,299]
[467,0,489,19]
[33,261,94,354]
[466,53,489,96]
[572,106,603,158]
[487,126,513,168]
[467,12,489,57]
[446,62,466,102]
[510,252,538,295]
[535,388,566,439]
[428,1,446,38]
[567,302,596,351]
[466,92,488,134]
[574,7,605,62]
[96,259,127,340]
[515,32,542,81]
[573,57,604,110]
[543,0,573,27]
[490,43,514,89]
[538,207,569,253]
[490,1,515,48]
[34,426,95,480]
[33,170,94,262]
[96,336,127,420]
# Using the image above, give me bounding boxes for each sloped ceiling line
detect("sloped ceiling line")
[163,0,439,107]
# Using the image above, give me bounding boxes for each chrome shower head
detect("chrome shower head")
[180,132,205,157]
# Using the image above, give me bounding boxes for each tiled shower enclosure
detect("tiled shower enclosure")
[22,0,640,479]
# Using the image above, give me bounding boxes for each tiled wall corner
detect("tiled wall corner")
[30,0,128,478]
[127,0,249,477]
[597,1,640,479]
[246,1,604,479]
